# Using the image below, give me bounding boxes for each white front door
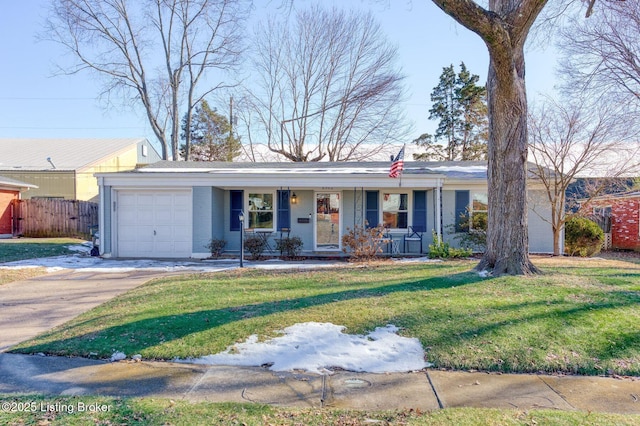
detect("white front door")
[116,190,192,258]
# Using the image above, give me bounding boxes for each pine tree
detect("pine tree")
[180,101,241,161]
[414,62,487,161]
[455,63,488,160]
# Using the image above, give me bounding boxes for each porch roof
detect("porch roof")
[96,160,496,189]
[135,160,486,177]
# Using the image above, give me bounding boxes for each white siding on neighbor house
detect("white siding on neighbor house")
[115,189,192,258]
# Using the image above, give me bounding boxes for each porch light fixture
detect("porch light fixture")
[291,192,298,204]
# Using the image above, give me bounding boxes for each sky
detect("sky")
[0,1,558,157]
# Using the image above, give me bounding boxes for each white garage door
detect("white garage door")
[116,190,192,258]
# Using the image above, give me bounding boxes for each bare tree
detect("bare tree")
[242,5,407,162]
[429,0,622,275]
[46,0,247,160]
[558,0,640,112]
[528,97,640,256]
[430,0,548,275]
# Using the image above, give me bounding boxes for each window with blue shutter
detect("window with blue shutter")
[455,190,470,232]
[413,191,427,232]
[230,190,243,231]
[277,190,291,230]
[365,191,379,228]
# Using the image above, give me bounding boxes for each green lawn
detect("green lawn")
[1,396,638,425]
[0,238,87,285]
[12,258,640,376]
[0,238,86,263]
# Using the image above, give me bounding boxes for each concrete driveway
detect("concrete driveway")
[0,269,176,352]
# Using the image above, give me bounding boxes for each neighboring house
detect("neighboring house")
[588,191,640,251]
[0,138,161,202]
[95,160,556,258]
[0,176,37,238]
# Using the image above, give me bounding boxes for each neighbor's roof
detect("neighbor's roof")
[0,138,148,171]
[137,160,489,178]
[590,190,640,201]
[0,175,38,190]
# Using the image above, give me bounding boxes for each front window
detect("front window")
[382,193,408,229]
[471,193,488,231]
[248,193,274,229]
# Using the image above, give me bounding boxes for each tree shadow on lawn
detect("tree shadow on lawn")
[13,272,640,376]
[405,291,640,375]
[12,270,484,359]
[539,266,640,279]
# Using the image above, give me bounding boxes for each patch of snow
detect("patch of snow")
[66,242,93,253]
[427,165,487,173]
[0,254,239,273]
[110,351,126,362]
[393,257,442,264]
[181,322,431,374]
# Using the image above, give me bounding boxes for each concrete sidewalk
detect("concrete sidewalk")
[0,353,638,414]
[0,267,638,415]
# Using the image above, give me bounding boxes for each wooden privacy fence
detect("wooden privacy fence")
[12,199,98,239]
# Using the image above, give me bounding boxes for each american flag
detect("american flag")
[388,146,405,178]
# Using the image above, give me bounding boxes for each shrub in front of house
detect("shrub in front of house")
[244,235,267,260]
[452,208,487,253]
[206,239,226,258]
[342,223,387,261]
[428,232,473,259]
[276,236,303,258]
[565,216,604,257]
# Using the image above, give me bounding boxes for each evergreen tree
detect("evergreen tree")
[180,101,241,161]
[414,62,488,161]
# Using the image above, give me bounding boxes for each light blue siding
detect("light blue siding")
[103,186,112,254]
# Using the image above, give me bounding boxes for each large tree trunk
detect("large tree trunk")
[430,0,547,275]
[477,47,539,274]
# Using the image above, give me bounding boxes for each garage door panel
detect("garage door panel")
[155,210,172,224]
[116,190,192,258]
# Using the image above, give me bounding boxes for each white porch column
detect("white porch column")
[436,179,442,242]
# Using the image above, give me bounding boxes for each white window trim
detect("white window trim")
[245,190,276,231]
[381,191,411,232]
[470,192,488,231]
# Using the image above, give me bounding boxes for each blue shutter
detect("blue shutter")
[455,190,470,233]
[230,190,243,231]
[365,191,379,228]
[413,191,427,232]
[277,190,291,230]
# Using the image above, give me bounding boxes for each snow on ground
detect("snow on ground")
[0,242,236,273]
[180,322,431,374]
[1,242,441,273]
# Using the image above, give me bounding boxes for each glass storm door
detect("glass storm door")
[315,192,341,250]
